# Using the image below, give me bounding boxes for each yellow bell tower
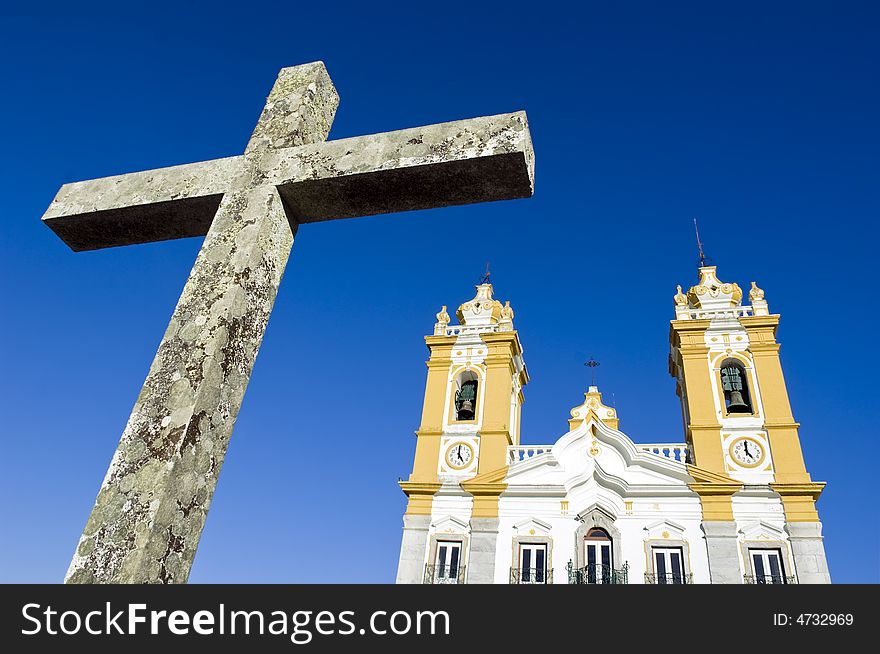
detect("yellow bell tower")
[396,281,528,583]
[669,265,830,583]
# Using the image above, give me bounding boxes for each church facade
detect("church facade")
[396,266,831,584]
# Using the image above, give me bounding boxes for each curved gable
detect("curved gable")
[505,417,695,494]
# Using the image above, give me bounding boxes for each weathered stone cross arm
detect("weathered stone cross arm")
[43,114,533,251]
[43,61,534,584]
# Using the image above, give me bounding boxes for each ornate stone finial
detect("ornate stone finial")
[686,266,742,310]
[749,281,770,316]
[674,285,687,306]
[499,300,515,331]
[433,305,451,335]
[456,283,503,326]
[673,284,691,319]
[749,281,764,301]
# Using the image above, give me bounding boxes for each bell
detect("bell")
[458,400,475,420]
[726,390,750,413]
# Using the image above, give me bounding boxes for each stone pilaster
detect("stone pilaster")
[702,521,743,584]
[395,514,432,584]
[786,522,831,584]
[467,517,500,584]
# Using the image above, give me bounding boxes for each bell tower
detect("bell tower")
[396,281,528,583]
[669,265,830,583]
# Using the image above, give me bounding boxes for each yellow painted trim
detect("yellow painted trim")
[770,482,825,522]
[686,464,740,485]
[399,481,441,516]
[465,465,508,485]
[669,319,727,474]
[688,483,741,521]
[738,316,812,484]
[461,464,508,518]
[424,335,458,347]
[460,481,507,518]
[686,463,741,521]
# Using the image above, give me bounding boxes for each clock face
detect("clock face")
[730,438,764,467]
[445,442,474,469]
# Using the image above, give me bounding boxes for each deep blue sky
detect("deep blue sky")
[1,1,876,583]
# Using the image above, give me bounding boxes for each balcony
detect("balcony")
[424,564,466,584]
[567,562,629,585]
[645,572,694,584]
[510,567,553,584]
[744,574,796,585]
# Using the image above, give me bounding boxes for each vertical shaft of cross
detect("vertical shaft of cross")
[65,64,339,583]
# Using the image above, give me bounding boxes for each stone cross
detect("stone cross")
[42,62,534,583]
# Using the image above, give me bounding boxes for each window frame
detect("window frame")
[740,538,796,585]
[447,368,483,425]
[426,533,469,584]
[573,507,622,570]
[434,540,463,581]
[518,543,549,584]
[511,534,553,584]
[583,528,614,584]
[644,537,692,584]
[748,548,788,584]
[652,546,686,584]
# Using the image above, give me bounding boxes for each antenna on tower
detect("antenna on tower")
[694,218,708,267]
[480,261,491,285]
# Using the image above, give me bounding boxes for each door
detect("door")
[750,549,786,584]
[653,547,685,584]
[519,544,547,584]
[435,541,462,583]
[584,536,612,583]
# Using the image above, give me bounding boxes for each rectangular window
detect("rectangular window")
[585,541,612,583]
[519,543,547,584]
[434,541,462,583]
[750,549,786,584]
[653,547,685,584]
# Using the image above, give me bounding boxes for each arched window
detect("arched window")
[454,372,478,421]
[585,528,611,541]
[720,359,752,414]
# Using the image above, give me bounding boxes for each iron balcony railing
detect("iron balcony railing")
[744,574,796,585]
[645,572,694,585]
[567,561,629,585]
[510,567,553,584]
[424,564,466,584]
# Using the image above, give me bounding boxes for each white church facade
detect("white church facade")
[396,266,831,584]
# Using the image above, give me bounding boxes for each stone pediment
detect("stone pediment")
[644,519,687,540]
[430,514,470,534]
[738,520,786,541]
[513,517,553,535]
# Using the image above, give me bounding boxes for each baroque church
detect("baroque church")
[395,266,831,584]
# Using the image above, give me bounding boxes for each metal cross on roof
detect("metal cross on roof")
[585,357,601,386]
